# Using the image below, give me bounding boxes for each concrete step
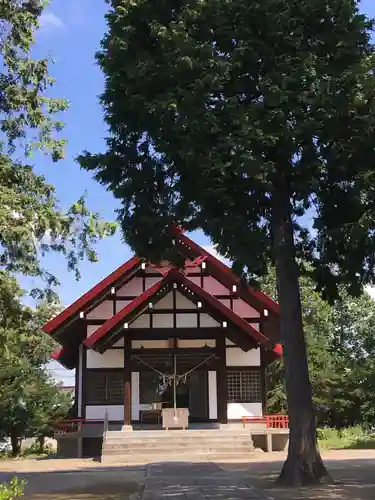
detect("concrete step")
[101,452,255,464]
[103,445,254,455]
[103,439,254,449]
[104,435,253,444]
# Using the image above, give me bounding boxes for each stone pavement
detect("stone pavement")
[142,462,267,499]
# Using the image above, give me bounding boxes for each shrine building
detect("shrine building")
[43,228,284,458]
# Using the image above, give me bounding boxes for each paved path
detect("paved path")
[143,462,266,499]
[1,450,375,499]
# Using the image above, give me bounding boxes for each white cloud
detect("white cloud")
[39,12,65,30]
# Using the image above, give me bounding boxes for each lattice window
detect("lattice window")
[86,371,124,404]
[227,370,261,402]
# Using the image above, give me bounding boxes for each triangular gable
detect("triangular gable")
[172,226,279,314]
[43,255,141,338]
[85,268,272,354]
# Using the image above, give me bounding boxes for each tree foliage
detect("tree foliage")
[0,0,116,297]
[264,269,375,429]
[0,272,71,457]
[79,0,375,485]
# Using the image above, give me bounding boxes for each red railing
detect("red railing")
[242,414,289,429]
[54,418,104,435]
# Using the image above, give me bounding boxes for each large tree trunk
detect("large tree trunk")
[10,430,21,458]
[271,186,330,486]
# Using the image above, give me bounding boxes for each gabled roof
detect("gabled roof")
[43,255,141,336]
[85,268,272,353]
[172,226,279,314]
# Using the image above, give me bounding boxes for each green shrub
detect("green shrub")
[317,426,370,449]
[0,477,26,500]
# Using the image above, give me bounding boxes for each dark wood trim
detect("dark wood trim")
[124,337,132,426]
[131,347,216,356]
[85,367,124,373]
[172,285,177,328]
[111,295,137,301]
[82,345,87,419]
[216,335,227,424]
[84,319,106,326]
[244,317,261,323]
[85,400,123,406]
[149,308,202,315]
[127,327,222,340]
[226,366,262,371]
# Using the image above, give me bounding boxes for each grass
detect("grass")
[318,426,375,450]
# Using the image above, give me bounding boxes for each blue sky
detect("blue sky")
[34,1,375,383]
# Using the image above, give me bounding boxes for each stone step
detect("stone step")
[103,439,254,449]
[101,452,255,464]
[104,435,253,444]
[105,431,252,439]
[103,445,254,455]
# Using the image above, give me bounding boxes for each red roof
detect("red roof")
[43,255,141,335]
[85,268,271,351]
[172,227,279,314]
[51,346,76,370]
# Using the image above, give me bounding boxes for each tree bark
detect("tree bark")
[37,435,45,453]
[271,185,331,486]
[10,430,21,458]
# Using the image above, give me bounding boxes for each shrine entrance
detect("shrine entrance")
[134,349,215,423]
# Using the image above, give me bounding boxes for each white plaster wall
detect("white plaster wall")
[115,300,132,313]
[145,277,162,290]
[219,298,231,309]
[130,314,150,328]
[232,299,260,317]
[226,338,235,346]
[176,313,197,328]
[175,292,196,309]
[227,402,263,419]
[86,300,113,320]
[131,372,152,420]
[186,276,201,287]
[178,339,216,348]
[131,340,169,349]
[226,347,261,366]
[86,349,124,368]
[154,292,173,309]
[85,405,123,421]
[200,314,220,327]
[87,324,101,337]
[203,276,230,295]
[153,313,173,328]
[117,277,143,296]
[113,337,124,347]
[208,371,218,420]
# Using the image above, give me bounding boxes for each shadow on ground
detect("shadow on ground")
[1,456,375,499]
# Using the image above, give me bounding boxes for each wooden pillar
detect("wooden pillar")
[216,335,228,424]
[123,336,132,428]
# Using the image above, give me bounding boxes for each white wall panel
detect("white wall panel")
[200,314,220,327]
[232,299,260,317]
[226,338,235,346]
[176,313,197,328]
[86,300,113,320]
[115,300,132,313]
[227,402,263,419]
[85,405,123,421]
[203,276,230,295]
[226,348,260,366]
[86,349,124,368]
[153,314,173,328]
[113,337,124,347]
[186,276,201,287]
[145,277,163,290]
[130,314,150,328]
[208,371,218,420]
[175,292,196,309]
[154,292,173,309]
[219,299,231,309]
[87,324,101,337]
[117,277,143,296]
